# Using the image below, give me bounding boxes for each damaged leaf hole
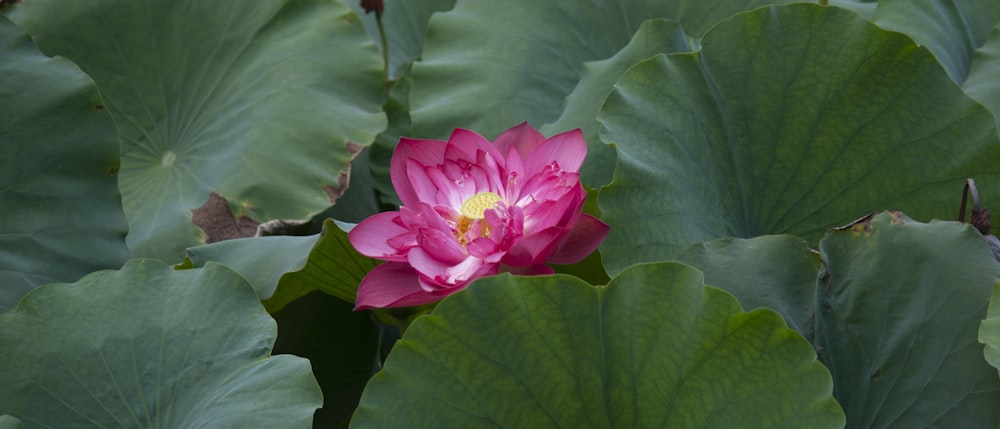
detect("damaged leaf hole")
[191,141,364,242]
[191,192,260,243]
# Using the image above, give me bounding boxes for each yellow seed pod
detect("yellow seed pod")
[460,192,502,219]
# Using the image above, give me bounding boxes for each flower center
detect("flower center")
[454,192,502,246]
[460,192,502,220]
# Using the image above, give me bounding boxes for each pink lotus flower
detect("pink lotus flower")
[348,123,610,310]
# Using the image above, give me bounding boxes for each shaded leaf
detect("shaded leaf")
[265,219,374,311]
[8,0,387,262]
[370,65,413,207]
[541,18,693,186]
[349,0,458,80]
[0,259,322,428]
[817,212,1000,428]
[297,144,384,235]
[351,262,844,428]
[598,4,1000,275]
[964,24,1000,130]
[409,0,795,143]
[273,291,381,428]
[324,146,382,224]
[827,1,878,20]
[868,0,1000,83]
[674,235,820,339]
[0,16,129,312]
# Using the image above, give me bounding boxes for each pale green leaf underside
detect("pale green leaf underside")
[184,219,373,312]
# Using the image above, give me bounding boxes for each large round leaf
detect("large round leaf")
[817,212,1000,428]
[0,16,129,312]
[351,262,844,428]
[598,4,1000,275]
[7,0,387,262]
[0,259,322,427]
[409,0,795,143]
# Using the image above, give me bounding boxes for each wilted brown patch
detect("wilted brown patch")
[887,211,906,226]
[835,211,904,235]
[191,192,260,243]
[322,141,363,203]
[835,213,875,235]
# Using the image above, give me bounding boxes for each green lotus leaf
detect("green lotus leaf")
[0,416,22,429]
[980,277,1000,382]
[273,291,382,428]
[598,4,1000,275]
[181,234,315,299]
[830,2,1000,129]
[0,259,322,428]
[817,212,1000,428]
[369,66,412,207]
[307,145,383,226]
[351,262,844,428]
[540,18,693,186]
[408,0,795,142]
[348,0,456,206]
[827,1,878,20]
[184,219,374,312]
[7,0,387,262]
[964,24,1000,130]
[867,0,1000,83]
[674,235,820,339]
[0,16,129,312]
[349,0,457,81]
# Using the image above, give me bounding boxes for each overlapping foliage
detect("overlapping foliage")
[4,0,1000,427]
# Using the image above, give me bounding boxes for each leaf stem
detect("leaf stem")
[376,12,389,83]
